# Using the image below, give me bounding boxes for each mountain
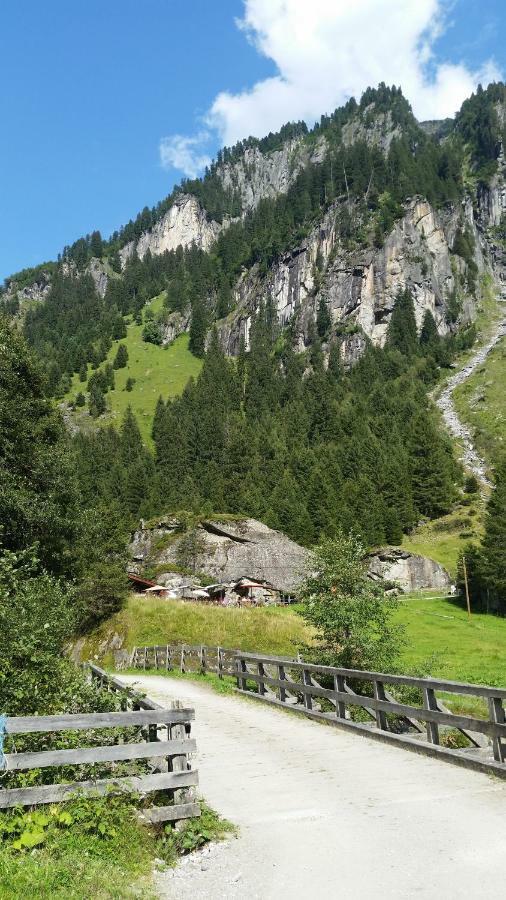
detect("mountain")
[3,82,506,559]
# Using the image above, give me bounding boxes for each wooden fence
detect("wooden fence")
[130,644,239,678]
[129,641,506,773]
[0,664,200,822]
[235,651,506,773]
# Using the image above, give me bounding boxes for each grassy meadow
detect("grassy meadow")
[64,293,202,442]
[84,592,506,688]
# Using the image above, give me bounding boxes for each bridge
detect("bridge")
[119,669,506,900]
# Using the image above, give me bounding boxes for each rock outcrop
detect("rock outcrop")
[367,547,451,592]
[120,194,222,268]
[129,517,310,592]
[217,195,486,357]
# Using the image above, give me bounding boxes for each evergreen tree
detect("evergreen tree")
[316,295,332,339]
[189,298,207,357]
[476,457,506,608]
[113,343,129,369]
[386,289,418,356]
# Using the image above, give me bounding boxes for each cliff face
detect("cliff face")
[119,193,222,267]
[217,195,487,358]
[217,137,327,212]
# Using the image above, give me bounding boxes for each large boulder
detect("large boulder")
[129,517,310,592]
[367,547,451,593]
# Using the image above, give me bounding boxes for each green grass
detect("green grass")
[79,594,314,664]
[64,293,202,442]
[439,273,506,469]
[453,337,506,467]
[83,587,506,688]
[394,595,506,687]
[0,799,156,899]
[401,503,483,576]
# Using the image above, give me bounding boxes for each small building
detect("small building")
[127,572,158,594]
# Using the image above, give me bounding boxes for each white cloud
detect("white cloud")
[207,0,502,145]
[159,132,212,179]
[160,0,502,168]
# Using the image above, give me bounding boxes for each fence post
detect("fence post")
[201,646,207,675]
[143,647,147,670]
[334,674,347,719]
[165,645,170,671]
[257,661,266,695]
[423,686,439,745]
[180,645,186,674]
[373,680,388,731]
[217,647,223,679]
[167,699,191,822]
[302,669,313,710]
[237,657,247,690]
[488,696,505,762]
[278,664,287,703]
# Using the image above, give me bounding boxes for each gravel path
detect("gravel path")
[119,674,506,900]
[435,312,506,486]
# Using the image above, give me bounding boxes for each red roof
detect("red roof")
[127,572,157,590]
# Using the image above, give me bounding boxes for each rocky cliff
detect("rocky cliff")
[119,193,222,267]
[217,195,487,358]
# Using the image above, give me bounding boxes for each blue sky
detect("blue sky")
[1,0,504,281]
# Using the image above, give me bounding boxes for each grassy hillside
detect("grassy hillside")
[443,275,506,469]
[81,592,506,687]
[64,293,202,442]
[453,333,506,467]
[401,502,483,576]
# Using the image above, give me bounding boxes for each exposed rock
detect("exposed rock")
[161,310,191,345]
[367,548,451,592]
[217,195,485,357]
[129,517,310,592]
[342,107,402,153]
[217,138,327,213]
[4,271,52,304]
[86,257,109,298]
[136,194,221,260]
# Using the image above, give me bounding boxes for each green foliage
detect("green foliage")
[298,532,403,671]
[386,290,418,356]
[158,805,236,865]
[455,82,506,178]
[464,456,506,613]
[0,794,155,899]
[112,343,128,369]
[0,318,80,574]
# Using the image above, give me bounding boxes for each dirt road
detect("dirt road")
[119,674,506,900]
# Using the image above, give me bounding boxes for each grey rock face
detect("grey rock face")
[217,138,327,213]
[132,194,222,263]
[86,257,109,298]
[4,271,51,305]
[367,548,451,592]
[129,517,310,592]
[218,196,485,357]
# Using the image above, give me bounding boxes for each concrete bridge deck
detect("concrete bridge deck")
[119,673,506,900]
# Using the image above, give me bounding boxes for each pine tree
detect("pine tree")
[113,343,129,369]
[316,295,332,339]
[386,289,418,356]
[189,298,207,357]
[477,457,506,607]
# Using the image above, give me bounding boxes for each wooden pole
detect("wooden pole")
[462,555,472,618]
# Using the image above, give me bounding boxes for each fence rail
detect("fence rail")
[235,651,506,773]
[0,664,200,822]
[130,642,506,774]
[130,644,239,678]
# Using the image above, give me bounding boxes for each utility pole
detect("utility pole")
[462,555,472,618]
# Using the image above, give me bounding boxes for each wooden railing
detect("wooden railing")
[130,643,239,678]
[235,652,506,774]
[0,664,200,822]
